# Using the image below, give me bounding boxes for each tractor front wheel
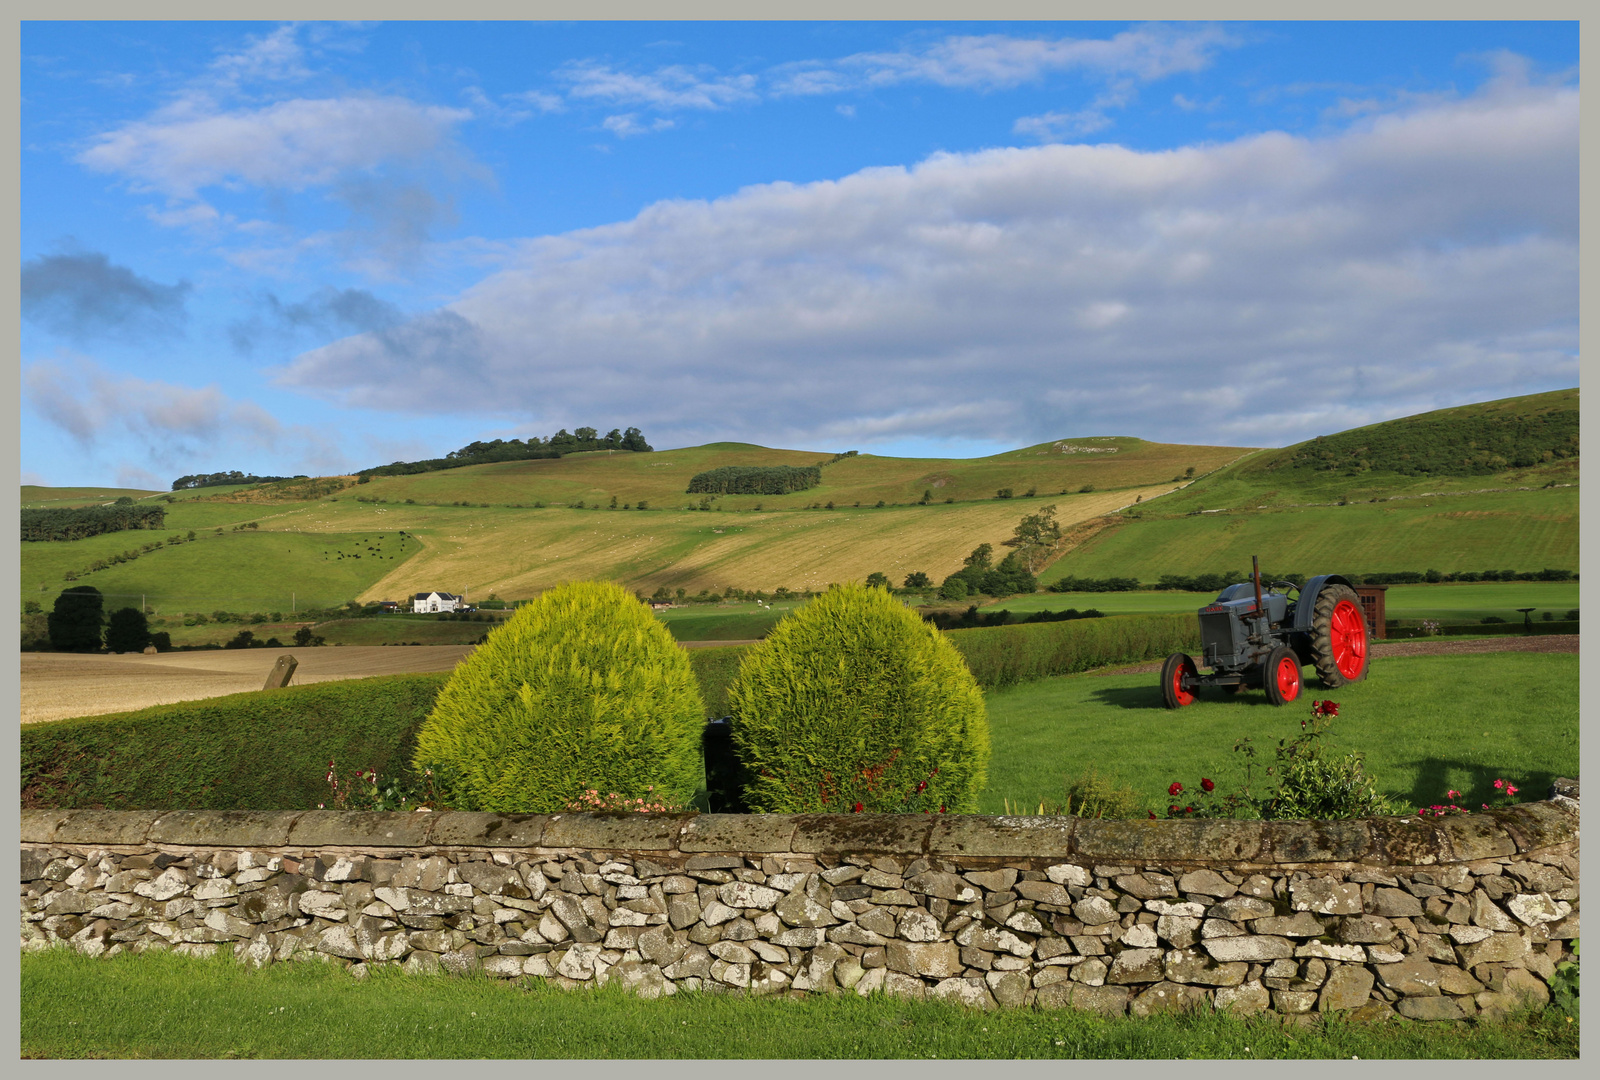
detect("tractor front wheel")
[1264,645,1302,706]
[1160,652,1198,709]
[1311,584,1369,687]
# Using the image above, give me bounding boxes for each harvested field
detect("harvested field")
[19,646,477,725]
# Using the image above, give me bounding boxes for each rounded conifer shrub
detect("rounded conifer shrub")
[728,582,989,813]
[412,579,705,812]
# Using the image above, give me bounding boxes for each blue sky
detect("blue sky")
[20,20,1579,489]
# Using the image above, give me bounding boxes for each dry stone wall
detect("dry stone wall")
[21,785,1578,1022]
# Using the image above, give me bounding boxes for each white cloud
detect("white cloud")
[24,353,347,474]
[557,60,758,111]
[770,24,1236,95]
[78,95,473,199]
[601,113,676,138]
[209,24,311,86]
[276,76,1577,452]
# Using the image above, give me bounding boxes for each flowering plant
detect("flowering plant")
[1419,619,1441,636]
[1418,777,1523,818]
[319,760,446,811]
[563,785,684,813]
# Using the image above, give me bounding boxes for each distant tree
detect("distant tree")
[604,428,623,448]
[105,607,152,653]
[652,585,673,603]
[939,576,969,601]
[114,496,135,506]
[148,631,172,652]
[903,571,932,589]
[293,627,315,647]
[621,426,653,452]
[574,426,599,443]
[1004,505,1063,573]
[224,630,256,650]
[23,600,42,614]
[865,572,891,590]
[963,544,994,572]
[48,586,105,652]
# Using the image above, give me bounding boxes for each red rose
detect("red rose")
[1148,811,1156,819]
[1200,778,1215,792]
[1168,781,1183,796]
[1169,804,1179,814]
[852,802,863,813]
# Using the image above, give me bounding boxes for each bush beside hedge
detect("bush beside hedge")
[948,612,1202,690]
[21,674,448,811]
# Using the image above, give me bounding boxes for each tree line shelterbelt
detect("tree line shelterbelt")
[21,501,166,543]
[171,470,298,491]
[686,465,822,495]
[1284,404,1579,476]
[357,427,653,478]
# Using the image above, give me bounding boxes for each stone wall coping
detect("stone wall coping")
[20,799,1578,864]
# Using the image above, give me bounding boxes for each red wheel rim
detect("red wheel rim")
[1276,655,1301,700]
[1171,658,1196,706]
[1329,599,1368,679]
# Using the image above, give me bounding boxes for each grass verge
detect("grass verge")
[20,948,1578,1060]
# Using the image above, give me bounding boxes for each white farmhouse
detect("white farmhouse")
[413,591,462,613]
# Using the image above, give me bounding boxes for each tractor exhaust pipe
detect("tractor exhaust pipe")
[1252,555,1265,616]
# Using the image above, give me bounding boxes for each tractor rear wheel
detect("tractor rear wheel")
[1264,645,1302,706]
[1311,584,1369,687]
[1161,652,1198,709]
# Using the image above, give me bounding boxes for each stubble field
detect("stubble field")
[18,646,476,725]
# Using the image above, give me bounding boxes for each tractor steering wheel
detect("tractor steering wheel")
[1269,581,1300,599]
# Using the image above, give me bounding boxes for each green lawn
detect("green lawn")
[980,652,1578,816]
[21,948,1577,1059]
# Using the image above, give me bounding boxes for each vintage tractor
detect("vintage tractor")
[1160,557,1370,708]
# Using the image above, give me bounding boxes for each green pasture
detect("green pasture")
[653,601,804,641]
[21,948,1577,1060]
[20,485,161,509]
[1044,485,1577,585]
[980,582,1579,623]
[20,528,422,614]
[980,652,1578,816]
[311,617,498,646]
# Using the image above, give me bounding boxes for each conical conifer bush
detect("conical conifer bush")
[728,582,989,813]
[412,579,705,812]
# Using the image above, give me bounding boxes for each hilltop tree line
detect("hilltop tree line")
[1286,404,1579,477]
[686,465,821,495]
[171,470,298,491]
[21,499,166,542]
[358,426,653,478]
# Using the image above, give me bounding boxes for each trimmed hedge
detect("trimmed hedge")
[948,612,1202,690]
[21,674,447,811]
[412,580,705,812]
[728,584,989,814]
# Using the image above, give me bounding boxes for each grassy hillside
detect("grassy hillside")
[20,524,422,614]
[19,394,1579,613]
[21,486,160,509]
[1039,390,1579,583]
[1042,485,1578,585]
[299,436,1248,513]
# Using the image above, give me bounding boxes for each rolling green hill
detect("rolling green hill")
[1040,390,1579,584]
[18,391,1580,615]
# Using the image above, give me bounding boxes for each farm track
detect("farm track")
[1089,633,1579,676]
